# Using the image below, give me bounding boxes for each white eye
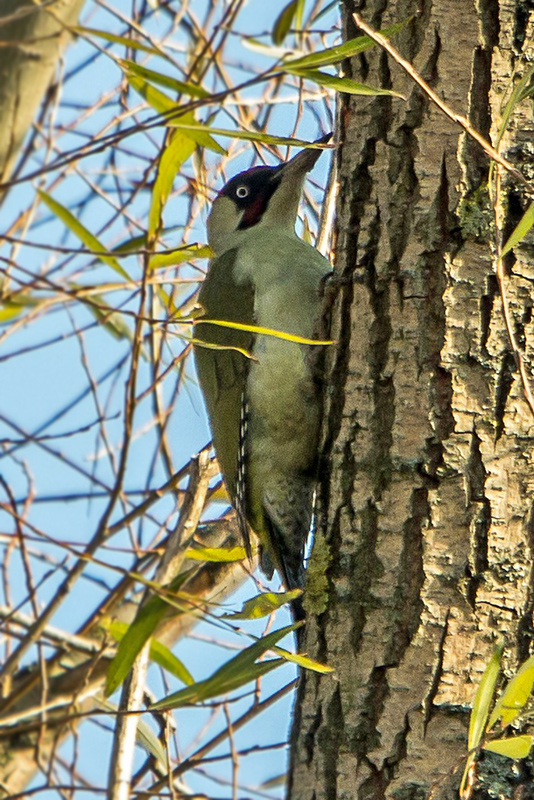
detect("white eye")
[235,185,249,199]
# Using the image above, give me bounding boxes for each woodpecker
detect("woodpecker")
[193,136,332,607]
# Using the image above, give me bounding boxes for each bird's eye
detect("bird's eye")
[235,185,249,199]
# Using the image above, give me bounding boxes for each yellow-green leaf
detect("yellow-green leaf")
[124,71,176,114]
[273,646,335,674]
[194,317,334,346]
[488,653,534,729]
[0,303,25,322]
[501,202,534,258]
[105,620,194,685]
[151,658,283,709]
[282,20,410,70]
[74,26,167,58]
[148,130,196,239]
[150,244,212,269]
[118,58,209,99]
[483,735,534,760]
[272,0,299,45]
[105,571,191,696]
[38,190,129,279]
[96,697,167,765]
[468,645,503,751]
[286,67,404,98]
[169,122,332,151]
[150,623,297,710]
[185,545,246,563]
[223,590,302,620]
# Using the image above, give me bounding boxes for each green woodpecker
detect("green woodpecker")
[194,137,332,607]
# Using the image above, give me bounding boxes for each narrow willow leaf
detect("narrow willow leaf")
[0,303,25,322]
[118,58,209,98]
[151,658,283,709]
[169,122,332,151]
[223,590,302,620]
[37,190,129,279]
[242,37,299,59]
[468,646,503,751]
[148,130,196,239]
[95,697,167,765]
[501,202,534,258]
[282,19,410,70]
[105,620,194,685]
[294,0,306,30]
[286,67,404,98]
[496,67,534,148]
[194,317,334,346]
[122,68,225,154]
[150,244,212,269]
[111,227,182,254]
[459,753,476,800]
[185,545,246,562]
[151,624,297,710]
[74,26,166,57]
[488,653,534,729]
[190,336,256,361]
[124,70,176,114]
[273,646,335,674]
[483,735,534,759]
[272,0,299,45]
[150,639,194,684]
[105,572,191,696]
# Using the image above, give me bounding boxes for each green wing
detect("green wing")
[193,248,254,504]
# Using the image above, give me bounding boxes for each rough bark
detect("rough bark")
[290,1,534,799]
[0,0,85,184]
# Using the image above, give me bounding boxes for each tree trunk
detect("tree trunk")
[290,1,534,798]
[0,0,85,183]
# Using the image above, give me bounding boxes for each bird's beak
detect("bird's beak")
[275,132,333,181]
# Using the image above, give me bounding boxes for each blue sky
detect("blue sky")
[0,0,338,795]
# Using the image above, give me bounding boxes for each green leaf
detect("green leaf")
[194,317,334,346]
[37,190,129,279]
[185,545,247,563]
[149,638,194,685]
[242,37,299,59]
[168,121,331,151]
[151,658,283,709]
[286,67,404,97]
[118,59,209,99]
[501,202,534,258]
[123,66,225,154]
[0,303,25,322]
[496,67,534,148]
[148,129,197,239]
[272,646,335,674]
[150,243,212,269]
[95,696,167,764]
[105,620,194,685]
[483,735,534,759]
[273,0,299,45]
[468,645,503,751]
[169,113,226,155]
[74,26,167,58]
[105,572,192,696]
[488,653,534,729]
[150,623,297,710]
[124,70,177,114]
[112,227,184,255]
[223,589,302,620]
[282,19,410,70]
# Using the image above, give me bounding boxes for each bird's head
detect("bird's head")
[207,134,332,254]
